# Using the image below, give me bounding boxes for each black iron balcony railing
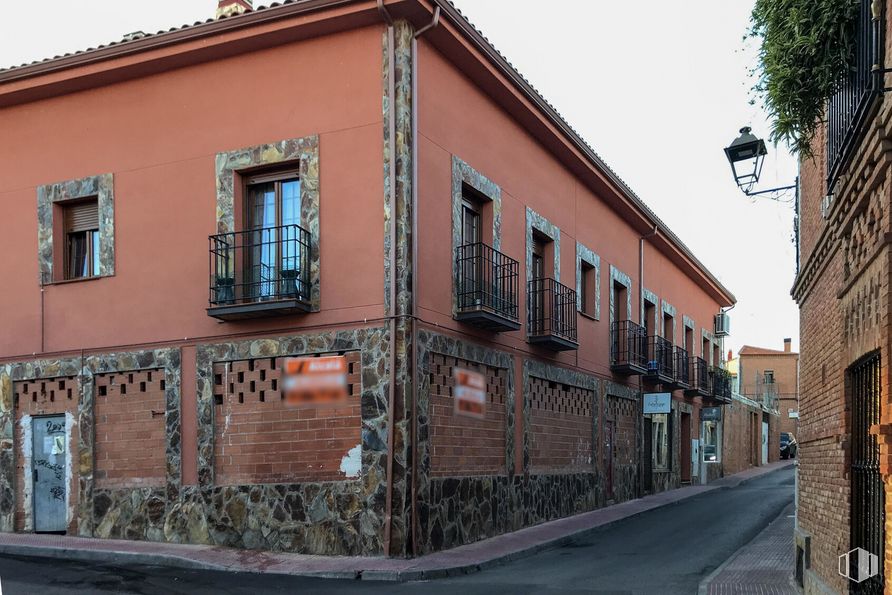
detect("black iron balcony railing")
[455,243,520,331]
[827,0,883,187]
[208,223,311,319]
[610,320,647,374]
[686,356,709,396]
[712,367,732,402]
[527,277,578,350]
[644,335,674,383]
[674,347,690,388]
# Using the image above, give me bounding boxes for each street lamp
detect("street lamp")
[723,127,796,197]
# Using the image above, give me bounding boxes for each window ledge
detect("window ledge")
[578,311,598,322]
[42,274,112,287]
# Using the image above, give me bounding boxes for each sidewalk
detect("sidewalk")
[0,460,795,582]
[700,501,798,595]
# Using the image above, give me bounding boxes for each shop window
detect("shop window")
[702,419,721,462]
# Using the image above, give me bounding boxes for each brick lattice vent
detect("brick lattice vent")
[212,352,362,485]
[529,377,594,474]
[94,370,167,488]
[428,353,508,477]
[606,396,637,471]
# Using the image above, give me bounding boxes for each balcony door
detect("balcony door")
[530,237,546,334]
[246,172,301,299]
[459,198,483,308]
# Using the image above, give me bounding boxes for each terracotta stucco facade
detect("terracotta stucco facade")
[0,0,735,558]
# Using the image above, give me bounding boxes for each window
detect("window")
[663,313,674,343]
[530,235,548,334]
[614,281,628,321]
[63,198,100,280]
[643,299,656,336]
[461,196,482,245]
[764,370,775,384]
[579,261,596,317]
[652,413,671,471]
[245,171,302,299]
[702,419,721,462]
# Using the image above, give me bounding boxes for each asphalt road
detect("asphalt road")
[0,467,795,595]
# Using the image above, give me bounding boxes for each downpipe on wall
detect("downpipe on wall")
[638,224,657,497]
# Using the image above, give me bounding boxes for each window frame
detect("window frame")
[62,197,100,281]
[578,260,596,318]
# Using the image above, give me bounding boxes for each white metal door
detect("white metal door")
[33,415,67,532]
[761,421,769,465]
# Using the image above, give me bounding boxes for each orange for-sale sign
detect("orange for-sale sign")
[282,356,349,406]
[454,367,486,419]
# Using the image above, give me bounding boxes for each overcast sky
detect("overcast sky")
[0,0,799,355]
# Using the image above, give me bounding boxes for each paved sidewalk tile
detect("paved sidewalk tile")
[703,502,798,595]
[0,460,795,582]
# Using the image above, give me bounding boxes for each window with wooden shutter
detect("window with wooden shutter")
[63,198,100,280]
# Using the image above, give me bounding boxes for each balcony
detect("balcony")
[671,347,690,390]
[761,381,779,411]
[711,367,732,403]
[685,356,710,397]
[455,243,521,332]
[207,224,312,321]
[527,278,578,351]
[610,320,647,375]
[643,335,674,384]
[827,0,882,187]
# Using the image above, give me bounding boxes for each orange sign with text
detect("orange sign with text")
[282,356,348,406]
[454,367,487,419]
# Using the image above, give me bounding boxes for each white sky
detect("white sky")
[0,0,799,355]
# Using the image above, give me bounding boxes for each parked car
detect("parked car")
[780,432,797,459]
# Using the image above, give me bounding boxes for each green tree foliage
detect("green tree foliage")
[750,0,860,155]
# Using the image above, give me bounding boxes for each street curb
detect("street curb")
[0,462,795,583]
[369,462,796,582]
[0,543,228,574]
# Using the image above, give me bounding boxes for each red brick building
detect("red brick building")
[0,0,734,557]
[793,0,892,592]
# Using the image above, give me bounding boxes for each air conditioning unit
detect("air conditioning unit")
[714,313,730,337]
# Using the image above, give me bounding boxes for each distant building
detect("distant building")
[738,340,799,439]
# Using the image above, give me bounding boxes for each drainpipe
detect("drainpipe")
[409,5,440,558]
[377,0,397,558]
[638,224,657,497]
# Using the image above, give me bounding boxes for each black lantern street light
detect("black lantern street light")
[723,126,796,197]
[723,126,801,272]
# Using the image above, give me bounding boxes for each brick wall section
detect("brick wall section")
[94,370,166,488]
[797,251,849,595]
[528,377,594,474]
[212,352,362,485]
[428,353,507,477]
[723,400,762,475]
[798,124,827,266]
[606,395,638,502]
[13,376,79,532]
